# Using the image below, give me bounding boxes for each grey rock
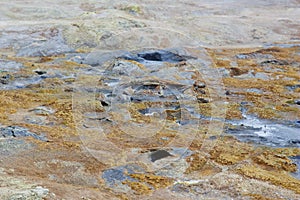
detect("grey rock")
[29,106,55,115]
[0,60,23,72]
[0,139,33,156]
[16,37,74,57]
[0,126,47,141]
[218,68,230,77]
[0,74,12,85]
[286,84,300,91]
[23,116,46,125]
[80,50,128,66]
[30,186,49,198]
[170,147,193,159]
[236,53,273,60]
[234,71,269,80]
[290,156,300,179]
[106,60,144,76]
[254,72,269,80]
[260,59,289,66]
[0,27,74,57]
[246,88,263,94]
[154,158,189,178]
[102,164,145,187]
[7,186,49,200]
[227,115,300,147]
[193,81,206,89]
[0,75,45,90]
[197,98,209,103]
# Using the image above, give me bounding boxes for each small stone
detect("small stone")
[197,98,209,103]
[288,139,300,144]
[236,54,250,59]
[236,52,273,60]
[246,88,263,94]
[31,186,49,197]
[209,136,217,140]
[193,81,206,89]
[0,73,13,84]
[63,78,76,83]
[294,100,300,105]
[24,116,46,125]
[230,67,249,76]
[29,106,54,115]
[161,137,169,141]
[64,87,74,92]
[260,59,289,66]
[107,60,144,76]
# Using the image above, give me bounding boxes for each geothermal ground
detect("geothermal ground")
[0,1,300,199]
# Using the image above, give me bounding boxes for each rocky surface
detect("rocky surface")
[0,0,300,199]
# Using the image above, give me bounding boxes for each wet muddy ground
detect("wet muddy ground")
[0,1,300,199]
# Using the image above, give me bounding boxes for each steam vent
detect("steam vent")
[0,1,299,199]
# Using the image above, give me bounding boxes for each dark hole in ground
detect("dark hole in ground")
[138,108,150,115]
[260,59,289,66]
[150,150,173,162]
[138,51,163,61]
[35,70,47,75]
[118,49,196,64]
[137,50,195,63]
[100,100,109,107]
